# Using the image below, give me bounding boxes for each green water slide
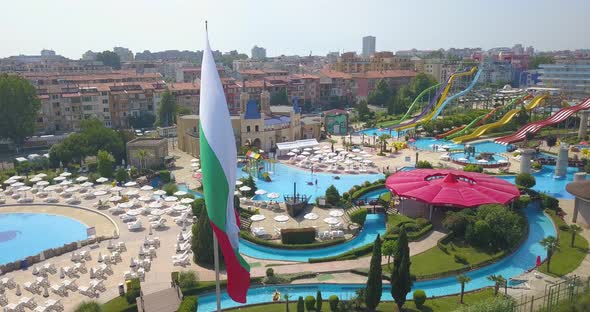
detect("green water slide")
[380,83,442,127]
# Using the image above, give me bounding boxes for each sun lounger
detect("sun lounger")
[0,293,7,307]
[150,218,166,229]
[116,242,127,252]
[127,220,142,231]
[173,254,190,266]
[42,263,56,274]
[19,296,36,309]
[89,279,105,292]
[62,279,78,292]
[23,281,39,294]
[3,302,24,312]
[172,250,190,261]
[78,286,95,298]
[44,299,63,312]
[1,278,16,289]
[51,284,67,296]
[74,263,87,274]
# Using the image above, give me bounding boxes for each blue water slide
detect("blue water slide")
[431,68,482,119]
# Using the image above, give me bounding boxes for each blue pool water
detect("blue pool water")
[499,165,578,199]
[0,213,88,265]
[450,152,508,165]
[414,138,512,154]
[198,205,555,311]
[176,184,203,198]
[240,163,383,202]
[239,214,386,262]
[355,128,399,137]
[357,187,389,200]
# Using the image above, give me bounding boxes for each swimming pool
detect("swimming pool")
[450,152,508,165]
[499,165,578,199]
[239,214,386,261]
[240,163,383,203]
[198,205,555,311]
[0,213,88,265]
[414,138,512,154]
[355,128,399,137]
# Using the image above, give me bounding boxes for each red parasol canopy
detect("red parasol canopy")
[385,169,520,208]
[535,255,542,267]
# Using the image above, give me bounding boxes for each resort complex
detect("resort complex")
[2,6,590,311]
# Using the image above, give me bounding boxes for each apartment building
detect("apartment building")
[538,60,590,97]
[332,51,414,73]
[353,70,418,103]
[319,70,354,106]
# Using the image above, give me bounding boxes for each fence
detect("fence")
[512,275,590,312]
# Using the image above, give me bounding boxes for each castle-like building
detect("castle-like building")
[177,83,321,156]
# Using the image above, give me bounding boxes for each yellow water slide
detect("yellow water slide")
[397,67,479,131]
[452,93,548,144]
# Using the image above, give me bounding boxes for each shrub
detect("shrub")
[531,161,542,170]
[159,170,171,183]
[463,164,484,173]
[73,301,102,312]
[297,296,305,312]
[468,220,493,248]
[163,183,178,196]
[266,268,274,277]
[402,223,419,232]
[515,172,536,188]
[515,195,531,209]
[97,150,115,178]
[559,224,571,231]
[540,193,559,210]
[125,278,141,304]
[115,167,129,182]
[178,271,198,289]
[350,209,368,225]
[316,291,323,312]
[305,295,316,311]
[328,295,339,311]
[454,254,468,264]
[413,290,426,308]
[129,166,138,178]
[325,185,341,206]
[416,160,433,169]
[281,228,316,244]
[191,198,205,216]
[363,181,372,187]
[442,211,473,236]
[177,296,198,312]
[415,218,430,228]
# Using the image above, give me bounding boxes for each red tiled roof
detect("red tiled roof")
[168,82,200,91]
[319,70,353,79]
[354,70,417,79]
[239,69,266,75]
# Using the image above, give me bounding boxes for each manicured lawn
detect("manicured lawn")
[384,238,501,278]
[225,288,495,312]
[102,296,137,312]
[539,210,589,277]
[387,213,414,228]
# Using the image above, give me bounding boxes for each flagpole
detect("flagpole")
[213,233,222,312]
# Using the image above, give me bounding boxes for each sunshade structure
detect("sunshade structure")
[385,169,520,208]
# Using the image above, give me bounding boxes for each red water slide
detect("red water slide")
[495,97,590,145]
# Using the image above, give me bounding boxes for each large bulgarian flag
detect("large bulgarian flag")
[199,31,250,303]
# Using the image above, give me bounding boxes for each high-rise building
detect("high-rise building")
[362,36,376,57]
[538,60,590,97]
[251,46,267,59]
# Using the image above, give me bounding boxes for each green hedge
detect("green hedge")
[181,277,264,297]
[281,228,317,244]
[240,231,346,250]
[309,242,374,263]
[349,209,368,225]
[178,296,197,312]
[159,170,171,183]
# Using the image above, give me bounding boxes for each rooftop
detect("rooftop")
[127,137,168,147]
[566,180,590,201]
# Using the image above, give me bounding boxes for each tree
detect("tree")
[73,301,102,312]
[546,135,557,151]
[192,207,216,266]
[368,80,392,106]
[297,296,304,312]
[157,89,177,127]
[128,112,156,129]
[0,74,41,151]
[325,185,341,206]
[529,55,555,69]
[410,73,438,96]
[515,172,536,189]
[134,149,151,171]
[284,294,291,312]
[357,100,371,122]
[328,295,339,312]
[365,234,382,311]
[391,228,411,310]
[456,274,472,304]
[96,51,121,69]
[382,239,396,269]
[540,236,560,273]
[352,288,366,310]
[487,274,504,296]
[241,175,258,197]
[316,291,323,312]
[270,89,289,106]
[569,224,583,247]
[115,168,129,182]
[97,150,115,178]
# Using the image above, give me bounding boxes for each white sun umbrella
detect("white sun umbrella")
[96,177,108,183]
[118,202,133,209]
[301,151,311,156]
[190,158,199,163]
[172,204,188,211]
[286,152,296,156]
[180,197,194,204]
[93,190,108,196]
[238,186,251,192]
[303,147,313,151]
[125,189,139,196]
[149,201,163,209]
[351,148,361,153]
[173,191,187,197]
[35,173,47,178]
[10,175,24,180]
[324,217,340,225]
[12,182,25,187]
[124,181,137,187]
[18,186,32,192]
[362,159,373,164]
[314,150,323,154]
[153,190,166,196]
[150,209,165,216]
[59,180,72,186]
[126,209,143,216]
[30,177,42,183]
[108,195,122,202]
[325,159,337,164]
[290,148,300,153]
[250,214,266,222]
[267,192,280,199]
[234,190,240,196]
[36,181,50,187]
[329,209,345,217]
[53,176,66,182]
[274,215,290,222]
[312,146,321,150]
[60,172,72,177]
[65,186,80,193]
[353,156,363,161]
[44,185,60,192]
[138,195,153,202]
[164,196,178,202]
[254,189,267,195]
[344,159,354,165]
[111,186,123,192]
[140,185,153,191]
[296,155,307,160]
[3,179,16,185]
[81,181,94,187]
[327,152,337,157]
[304,212,319,220]
[235,180,243,186]
[191,163,200,168]
[75,176,88,182]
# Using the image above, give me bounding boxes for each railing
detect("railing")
[511,275,590,312]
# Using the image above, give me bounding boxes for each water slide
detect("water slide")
[452,94,548,144]
[390,67,475,131]
[435,125,466,139]
[395,67,481,131]
[443,94,532,140]
[393,83,443,125]
[495,96,590,145]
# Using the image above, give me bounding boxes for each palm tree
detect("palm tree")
[456,274,471,304]
[378,134,392,154]
[328,139,336,152]
[135,149,150,171]
[487,274,506,296]
[569,224,583,247]
[540,236,560,273]
[283,294,290,312]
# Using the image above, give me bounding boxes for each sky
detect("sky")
[1,0,589,59]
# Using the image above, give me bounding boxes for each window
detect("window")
[83,105,93,111]
[246,126,251,132]
[103,108,109,112]
[82,96,92,102]
[102,99,108,104]
[255,125,259,132]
